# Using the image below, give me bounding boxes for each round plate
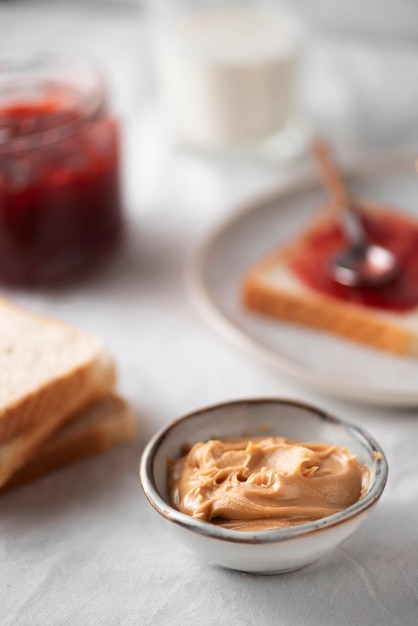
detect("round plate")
[188,153,418,406]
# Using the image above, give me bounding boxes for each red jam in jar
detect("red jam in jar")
[0,54,123,284]
[289,209,418,312]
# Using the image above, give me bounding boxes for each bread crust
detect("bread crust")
[243,276,412,355]
[242,204,417,356]
[3,395,135,491]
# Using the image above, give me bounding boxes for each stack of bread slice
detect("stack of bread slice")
[0,298,135,491]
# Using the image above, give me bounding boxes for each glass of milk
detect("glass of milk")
[149,0,308,158]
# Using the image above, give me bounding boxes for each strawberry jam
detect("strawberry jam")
[289,209,418,312]
[0,55,122,284]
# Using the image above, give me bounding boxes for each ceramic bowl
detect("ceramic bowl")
[139,398,388,574]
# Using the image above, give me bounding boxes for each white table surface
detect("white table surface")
[1,3,418,625]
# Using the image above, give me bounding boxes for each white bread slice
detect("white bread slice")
[243,206,418,356]
[0,298,116,486]
[3,395,135,491]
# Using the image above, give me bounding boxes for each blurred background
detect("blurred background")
[1,0,417,223]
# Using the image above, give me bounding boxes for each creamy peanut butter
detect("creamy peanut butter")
[168,436,370,531]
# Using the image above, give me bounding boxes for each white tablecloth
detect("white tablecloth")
[1,3,417,625]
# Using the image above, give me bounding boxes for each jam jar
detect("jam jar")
[0,54,123,284]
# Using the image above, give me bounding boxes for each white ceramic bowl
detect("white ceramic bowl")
[139,398,388,574]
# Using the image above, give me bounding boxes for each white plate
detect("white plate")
[188,153,418,406]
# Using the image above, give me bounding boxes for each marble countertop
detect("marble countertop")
[1,3,417,625]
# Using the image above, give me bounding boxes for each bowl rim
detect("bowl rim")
[139,398,388,545]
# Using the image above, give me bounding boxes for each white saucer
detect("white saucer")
[188,152,418,406]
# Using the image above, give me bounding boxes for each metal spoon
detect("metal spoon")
[310,139,399,288]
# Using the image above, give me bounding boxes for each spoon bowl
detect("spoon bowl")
[332,242,400,288]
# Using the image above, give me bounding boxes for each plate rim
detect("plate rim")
[187,151,418,407]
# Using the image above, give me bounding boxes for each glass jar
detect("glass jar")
[0,53,123,285]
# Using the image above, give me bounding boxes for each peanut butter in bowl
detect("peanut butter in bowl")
[168,436,370,532]
[140,398,388,574]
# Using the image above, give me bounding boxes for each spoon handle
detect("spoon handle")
[310,138,351,209]
[310,138,367,247]
[340,207,367,249]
